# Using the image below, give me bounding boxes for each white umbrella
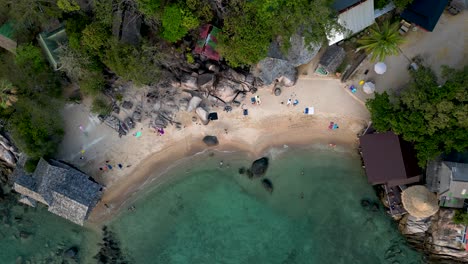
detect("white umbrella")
[374,62,387,74]
[363,82,375,94]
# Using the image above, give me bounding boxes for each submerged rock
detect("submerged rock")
[261,178,273,193]
[250,157,269,177]
[64,246,79,258]
[202,136,219,146]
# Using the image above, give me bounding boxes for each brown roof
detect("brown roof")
[360,132,421,187]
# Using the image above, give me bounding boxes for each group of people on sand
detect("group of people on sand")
[280,93,299,107]
[99,160,131,172]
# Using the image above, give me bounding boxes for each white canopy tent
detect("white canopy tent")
[374,62,387,74]
[363,82,376,94]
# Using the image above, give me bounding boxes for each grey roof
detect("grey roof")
[14,158,102,225]
[427,161,468,200]
[318,45,346,73]
[446,162,468,182]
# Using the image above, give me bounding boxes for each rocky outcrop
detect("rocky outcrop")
[196,107,209,125]
[399,209,468,263]
[250,157,269,177]
[253,58,297,87]
[261,178,273,193]
[0,135,17,167]
[268,34,321,67]
[187,96,202,112]
[202,136,219,146]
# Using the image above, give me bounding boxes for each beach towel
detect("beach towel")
[107,164,113,170]
[328,122,334,129]
[243,109,248,116]
[251,97,256,104]
[304,107,314,115]
[135,131,142,137]
[293,99,299,106]
[350,85,357,93]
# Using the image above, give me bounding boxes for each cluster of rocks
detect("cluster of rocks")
[399,209,468,263]
[94,225,130,264]
[239,157,273,193]
[0,134,18,168]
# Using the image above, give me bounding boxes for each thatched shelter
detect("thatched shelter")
[316,45,346,75]
[401,185,439,219]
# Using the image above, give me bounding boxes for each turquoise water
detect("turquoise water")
[110,146,425,264]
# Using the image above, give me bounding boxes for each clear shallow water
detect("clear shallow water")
[0,197,99,263]
[110,147,425,264]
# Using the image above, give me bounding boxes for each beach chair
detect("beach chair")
[304,107,314,115]
[243,109,248,116]
[251,97,256,104]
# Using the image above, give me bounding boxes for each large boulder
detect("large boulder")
[197,73,215,90]
[268,34,321,67]
[202,136,219,146]
[181,75,198,90]
[196,107,209,125]
[187,96,202,112]
[0,146,16,166]
[253,58,297,87]
[250,157,269,177]
[215,78,242,102]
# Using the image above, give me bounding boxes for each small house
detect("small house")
[401,0,449,32]
[14,158,103,225]
[38,25,68,70]
[426,161,468,208]
[316,45,346,75]
[0,22,17,53]
[194,24,221,61]
[359,132,422,187]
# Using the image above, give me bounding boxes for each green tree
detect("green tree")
[15,43,47,73]
[393,0,414,9]
[366,66,468,166]
[79,73,105,96]
[161,5,199,42]
[81,22,111,56]
[91,95,111,115]
[358,21,404,62]
[0,0,61,33]
[0,79,17,109]
[57,0,80,12]
[137,0,161,19]
[8,97,64,159]
[453,209,468,225]
[104,40,161,85]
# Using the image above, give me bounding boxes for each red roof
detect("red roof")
[194,24,220,61]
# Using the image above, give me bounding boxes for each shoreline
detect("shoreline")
[88,114,365,224]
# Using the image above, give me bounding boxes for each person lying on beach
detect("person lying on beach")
[287,98,292,106]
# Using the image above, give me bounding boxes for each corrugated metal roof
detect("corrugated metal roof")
[328,0,375,45]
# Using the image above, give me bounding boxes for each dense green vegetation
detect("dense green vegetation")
[366,65,468,166]
[358,21,404,62]
[453,209,468,225]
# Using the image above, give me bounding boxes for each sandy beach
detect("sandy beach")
[56,77,370,223]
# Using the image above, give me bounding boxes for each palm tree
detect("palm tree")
[357,21,405,62]
[0,79,18,109]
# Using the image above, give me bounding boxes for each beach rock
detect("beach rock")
[268,34,321,67]
[0,146,16,167]
[274,87,281,96]
[253,58,297,87]
[196,107,209,125]
[64,246,79,258]
[261,178,273,193]
[197,73,215,90]
[215,78,242,102]
[202,136,219,146]
[122,101,133,110]
[207,63,219,73]
[187,96,202,112]
[399,208,468,262]
[250,157,269,177]
[181,75,198,90]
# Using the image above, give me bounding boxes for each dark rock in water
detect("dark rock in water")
[19,231,31,240]
[246,169,253,179]
[64,246,79,258]
[361,199,371,208]
[202,136,219,146]
[250,157,269,177]
[261,179,273,193]
[238,167,246,174]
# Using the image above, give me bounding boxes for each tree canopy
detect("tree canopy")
[366,66,468,166]
[358,21,404,62]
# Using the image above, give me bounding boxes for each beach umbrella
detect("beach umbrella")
[374,62,387,74]
[363,82,376,94]
[401,185,439,219]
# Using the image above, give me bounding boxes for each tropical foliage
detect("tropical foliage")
[358,21,404,62]
[366,65,468,166]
